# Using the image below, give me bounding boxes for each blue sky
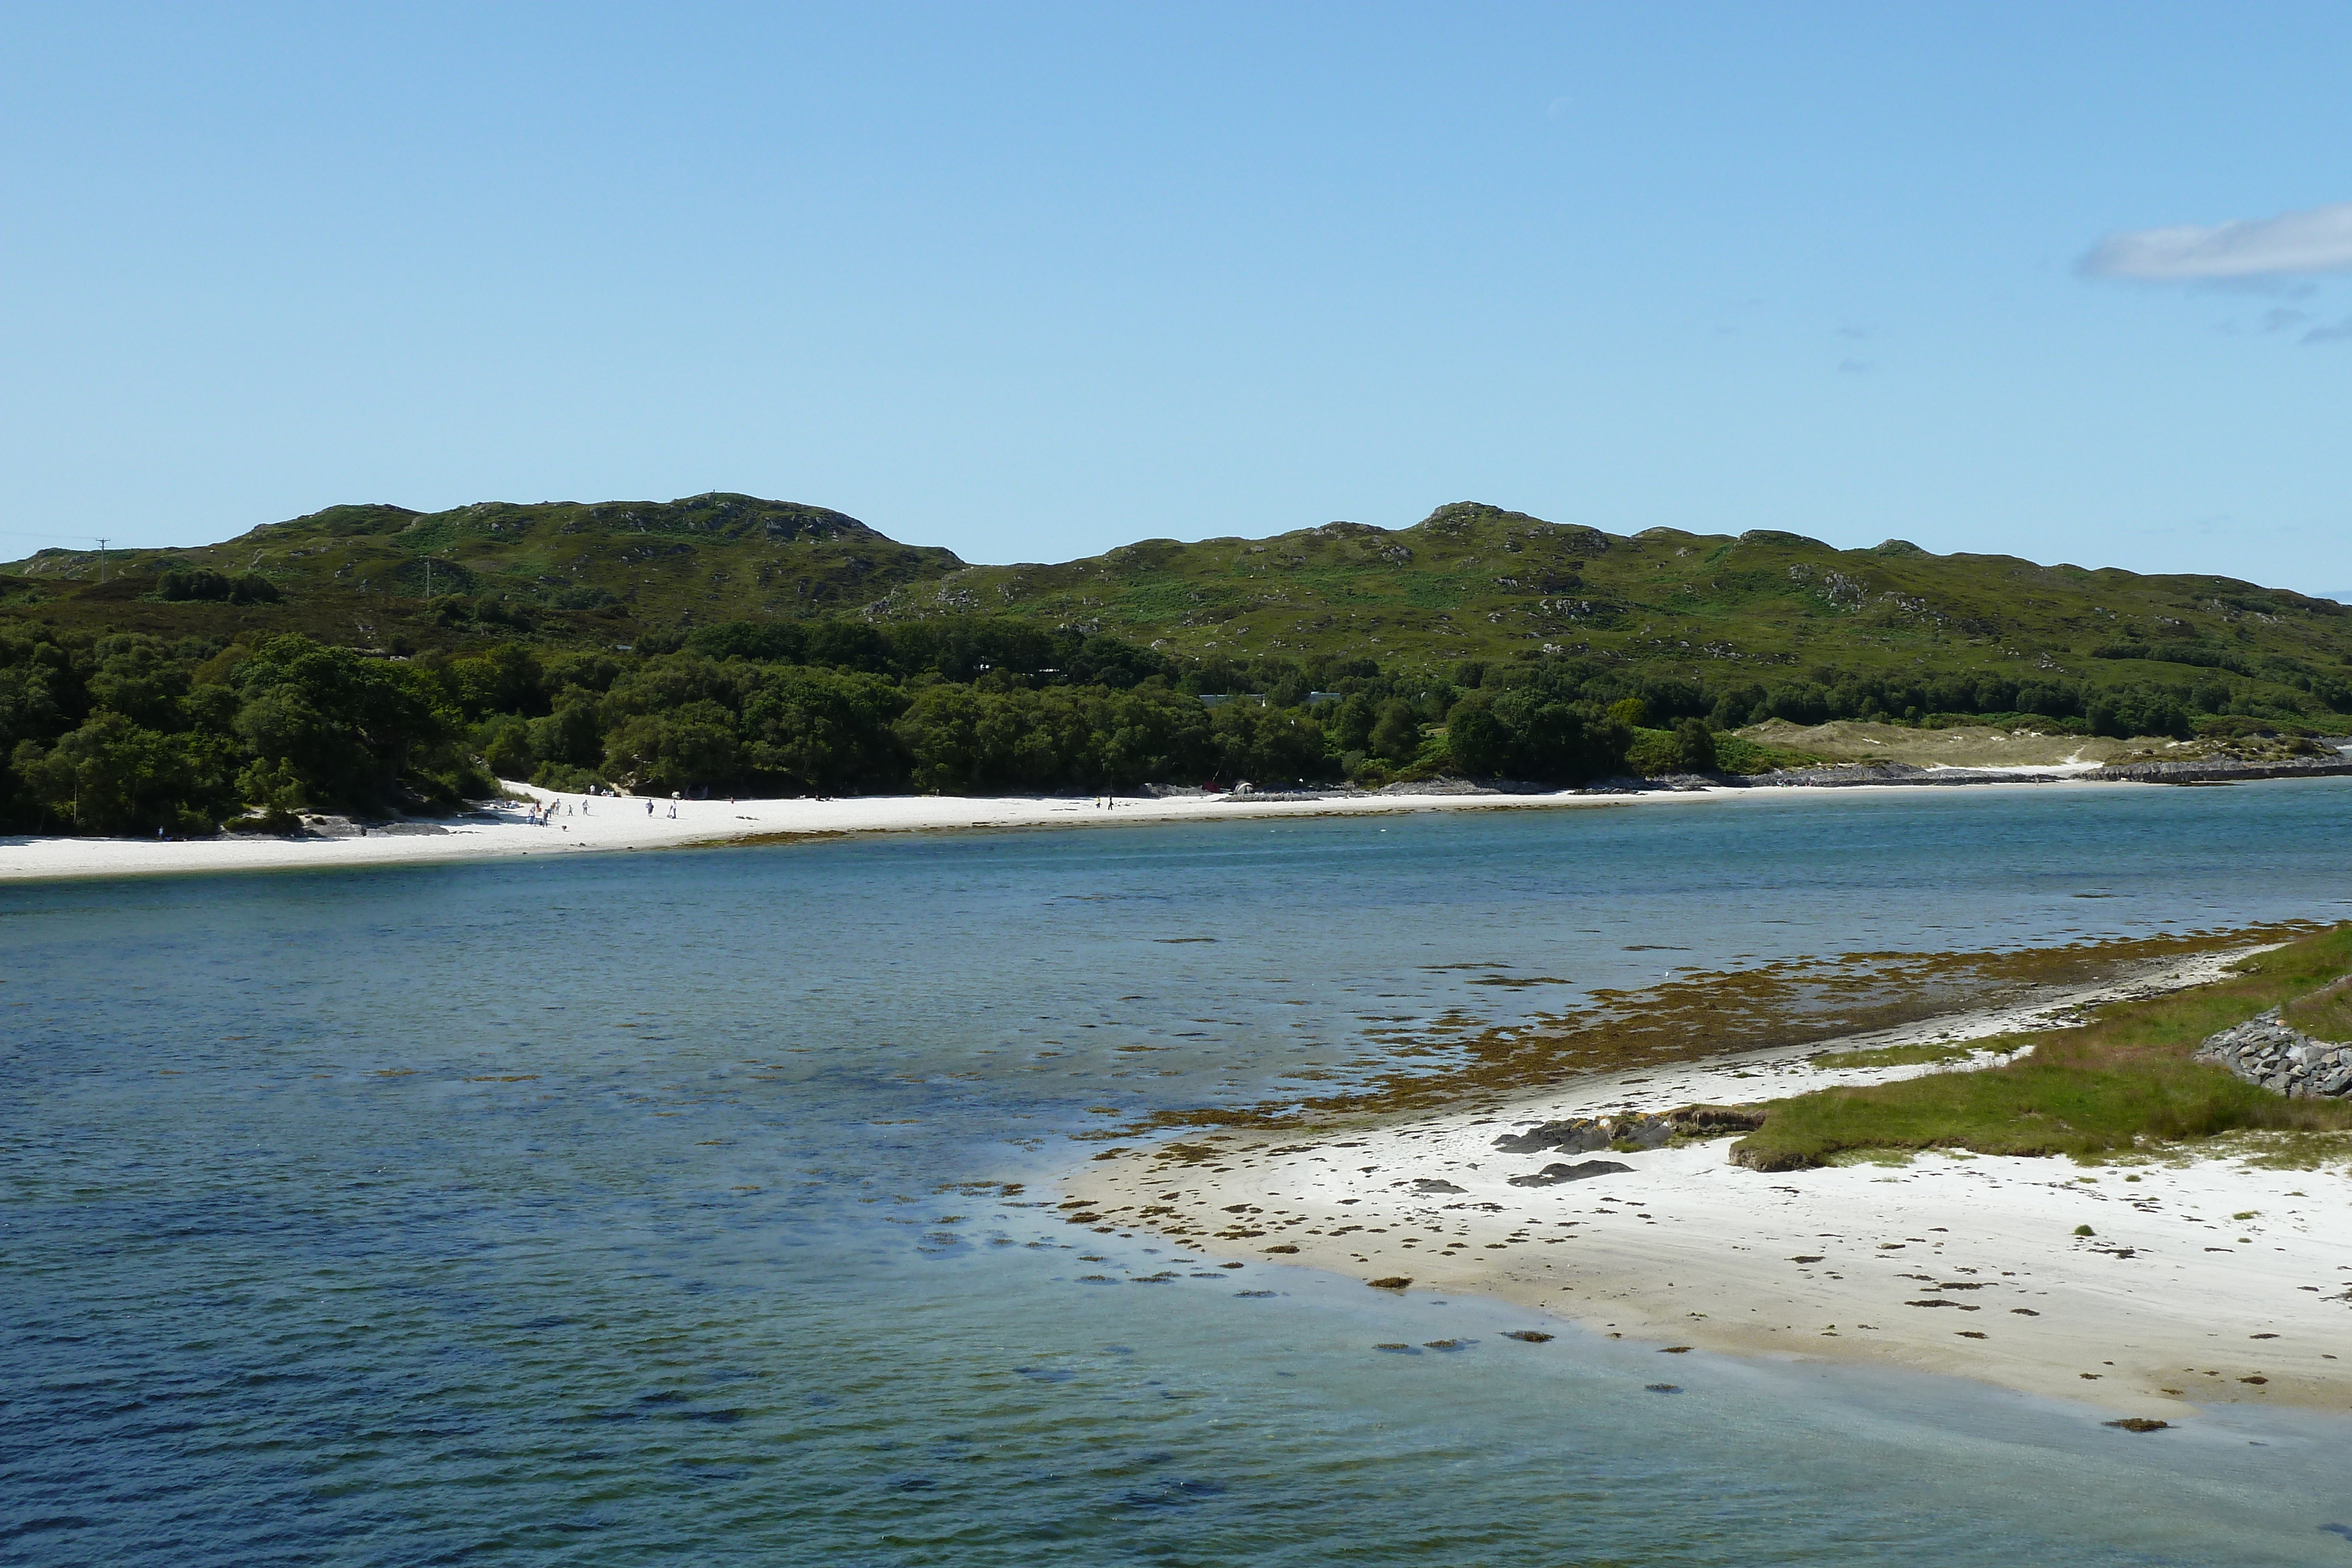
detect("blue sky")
[4,2,2347,591]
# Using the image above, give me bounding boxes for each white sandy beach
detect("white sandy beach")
[1065,945,2352,1419]
[0,770,2127,884]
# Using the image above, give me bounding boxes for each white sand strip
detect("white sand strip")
[1066,945,2352,1417]
[0,772,2130,884]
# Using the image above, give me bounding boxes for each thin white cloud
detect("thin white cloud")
[2079,200,2352,280]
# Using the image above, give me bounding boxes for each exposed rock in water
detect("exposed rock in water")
[2095,757,2352,785]
[2104,1418,2170,1433]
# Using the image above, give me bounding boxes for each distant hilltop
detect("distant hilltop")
[5,495,2348,704]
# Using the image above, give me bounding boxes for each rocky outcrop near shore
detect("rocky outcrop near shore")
[2091,758,2352,785]
[2194,1009,2352,1098]
[1494,1105,1763,1156]
[1736,755,2352,790]
[1742,762,2072,788]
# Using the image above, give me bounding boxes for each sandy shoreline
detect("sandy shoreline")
[1065,944,2352,1419]
[0,768,2163,885]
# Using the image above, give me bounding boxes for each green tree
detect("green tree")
[739,666,907,794]
[1444,701,1512,777]
[12,713,228,834]
[1674,717,1718,773]
[1096,688,1216,786]
[603,700,743,794]
[231,634,450,808]
[442,643,546,718]
[1369,700,1421,764]
[1330,693,1378,752]
[478,714,537,780]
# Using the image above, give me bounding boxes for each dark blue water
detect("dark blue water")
[7,780,2352,1566]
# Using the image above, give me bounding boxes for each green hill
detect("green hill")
[2,492,962,647]
[870,501,2350,704]
[8,495,2348,718]
[7,492,2349,837]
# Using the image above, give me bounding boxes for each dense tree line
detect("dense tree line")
[4,613,2343,835]
[1,630,486,835]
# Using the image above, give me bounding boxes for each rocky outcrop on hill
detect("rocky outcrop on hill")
[2194,1009,2352,1098]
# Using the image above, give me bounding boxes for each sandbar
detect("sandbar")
[1064,944,2352,1418]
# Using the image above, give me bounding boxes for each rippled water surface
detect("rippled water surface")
[8,780,2352,1565]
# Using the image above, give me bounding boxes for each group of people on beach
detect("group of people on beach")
[523,793,692,823]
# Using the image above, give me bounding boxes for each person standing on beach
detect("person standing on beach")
[646,797,654,816]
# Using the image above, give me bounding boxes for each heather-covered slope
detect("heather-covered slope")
[5,493,963,640]
[871,502,2352,710]
[7,494,2349,721]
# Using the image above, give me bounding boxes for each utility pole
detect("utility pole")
[425,558,432,599]
[95,537,108,584]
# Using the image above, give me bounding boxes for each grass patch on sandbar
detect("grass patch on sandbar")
[1732,924,2352,1171]
[2210,1130,2352,1171]
[1811,1040,2012,1071]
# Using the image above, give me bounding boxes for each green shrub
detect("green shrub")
[1625,727,1679,775]
[1673,717,1717,773]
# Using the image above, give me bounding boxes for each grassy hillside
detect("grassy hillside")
[8,494,2350,718]
[870,502,2352,714]
[3,493,961,651]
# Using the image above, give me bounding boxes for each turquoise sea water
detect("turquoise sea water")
[6,779,2352,1566]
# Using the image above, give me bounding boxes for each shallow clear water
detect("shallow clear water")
[6,780,2352,1566]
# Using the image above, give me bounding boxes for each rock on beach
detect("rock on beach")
[2194,1009,2352,1099]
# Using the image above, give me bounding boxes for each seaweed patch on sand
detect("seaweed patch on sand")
[1120,923,2320,1137]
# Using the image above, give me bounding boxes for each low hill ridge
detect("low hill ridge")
[7,498,2347,720]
